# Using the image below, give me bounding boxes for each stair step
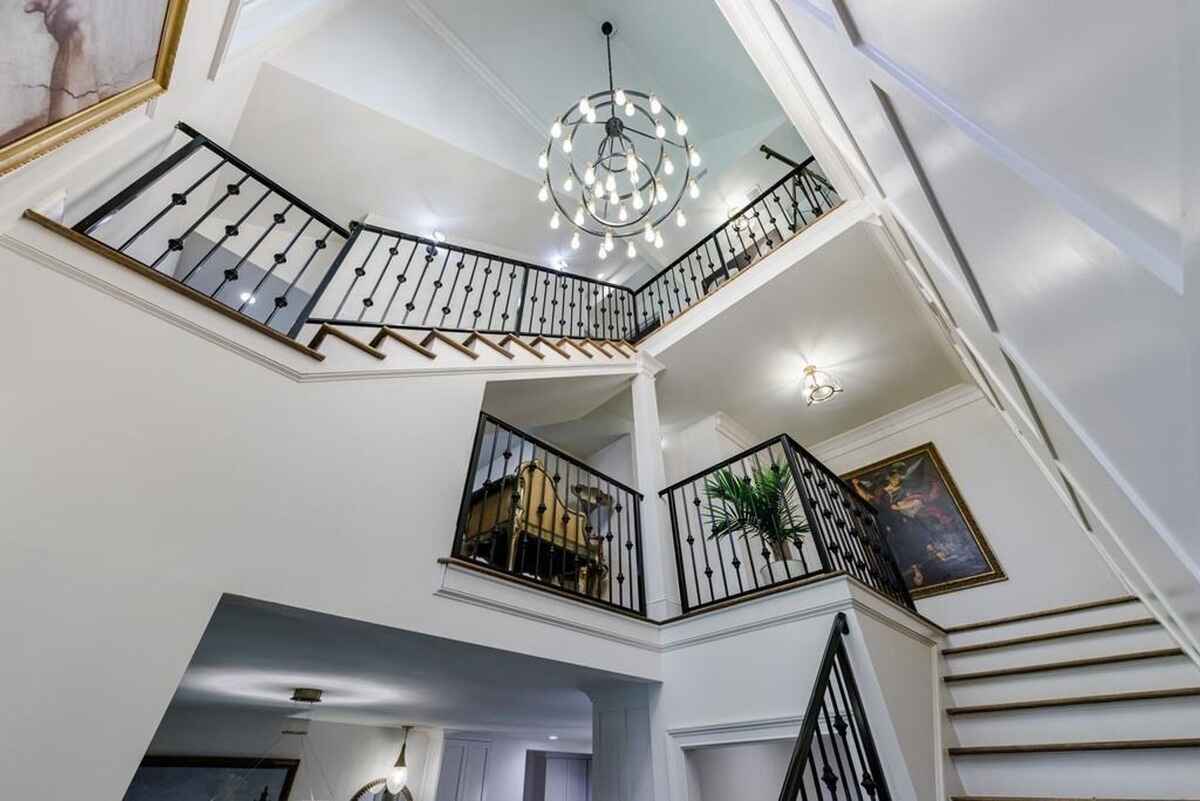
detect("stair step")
[945,596,1138,635]
[370,326,437,359]
[947,686,1200,715]
[421,329,479,359]
[944,648,1185,683]
[309,324,386,359]
[950,738,1200,756]
[942,618,1160,656]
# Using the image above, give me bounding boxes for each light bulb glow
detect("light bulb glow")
[550,211,560,230]
[655,122,665,139]
[563,176,575,192]
[656,183,668,203]
[655,231,664,249]
[676,209,687,227]
[386,766,408,796]
[614,88,626,105]
[650,95,662,114]
[537,184,549,203]
[574,207,585,225]
[618,204,628,222]
[609,188,620,205]
[571,232,581,250]
[551,119,563,139]
[433,231,446,242]
[537,152,549,170]
[624,101,635,117]
[626,241,637,258]
[643,223,655,242]
[598,244,608,260]
[584,163,596,186]
[632,190,644,210]
[578,97,590,115]
[689,179,700,199]
[586,108,597,123]
[689,147,701,167]
[562,138,573,153]
[605,173,617,193]
[604,232,614,251]
[663,156,674,176]
[675,116,688,136]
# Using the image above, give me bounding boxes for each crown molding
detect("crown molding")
[810,383,982,464]
[404,0,545,139]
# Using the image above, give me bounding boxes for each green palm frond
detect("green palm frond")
[702,462,810,548]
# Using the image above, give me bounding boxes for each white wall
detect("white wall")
[663,412,758,486]
[148,706,434,801]
[586,435,635,488]
[812,386,1124,627]
[446,732,591,801]
[684,741,793,801]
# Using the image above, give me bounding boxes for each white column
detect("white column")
[587,684,672,801]
[630,353,681,620]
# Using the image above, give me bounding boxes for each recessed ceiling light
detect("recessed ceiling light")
[433,230,446,243]
[547,735,559,741]
[597,272,606,280]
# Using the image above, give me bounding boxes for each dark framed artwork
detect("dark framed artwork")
[123,756,299,801]
[843,442,1005,598]
[0,0,190,175]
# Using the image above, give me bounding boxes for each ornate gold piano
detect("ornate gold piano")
[461,460,610,600]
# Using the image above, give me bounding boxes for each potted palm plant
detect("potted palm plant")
[703,462,811,583]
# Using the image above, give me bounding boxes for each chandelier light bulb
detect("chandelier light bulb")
[802,365,843,406]
[571,232,581,250]
[655,230,664,249]
[656,183,668,203]
[632,190,644,210]
[676,209,687,227]
[562,137,573,153]
[598,244,608,260]
[563,175,575,192]
[574,206,585,225]
[663,156,675,176]
[537,183,549,203]
[584,163,596,186]
[586,107,597,124]
[609,188,620,205]
[537,152,549,170]
[689,178,700,199]
[655,122,666,139]
[578,97,591,115]
[689,146,701,167]
[626,241,637,258]
[551,119,563,139]
[624,101,635,117]
[604,173,617,193]
[618,204,628,222]
[614,88,626,105]
[650,94,662,114]
[550,210,561,230]
[604,231,614,251]
[675,116,688,136]
[643,223,655,242]
[629,165,640,184]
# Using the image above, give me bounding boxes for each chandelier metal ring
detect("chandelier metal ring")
[537,22,699,252]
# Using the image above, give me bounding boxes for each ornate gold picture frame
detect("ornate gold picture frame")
[0,0,190,176]
[842,442,1006,598]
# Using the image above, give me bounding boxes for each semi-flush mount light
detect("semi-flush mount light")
[536,21,697,253]
[386,725,412,795]
[802,365,843,406]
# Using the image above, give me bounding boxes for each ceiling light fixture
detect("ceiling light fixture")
[537,21,696,251]
[386,726,411,795]
[802,365,843,406]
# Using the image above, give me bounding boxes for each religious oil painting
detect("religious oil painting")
[0,0,189,175]
[843,442,1005,598]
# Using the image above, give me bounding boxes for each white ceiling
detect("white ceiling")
[652,220,964,444]
[171,595,647,740]
[228,0,802,280]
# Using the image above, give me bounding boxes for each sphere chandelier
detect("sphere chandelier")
[537,21,700,261]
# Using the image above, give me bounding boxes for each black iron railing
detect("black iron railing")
[72,123,351,336]
[452,413,647,616]
[779,613,894,801]
[630,148,839,339]
[307,223,639,341]
[660,434,914,614]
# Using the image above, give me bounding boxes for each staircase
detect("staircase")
[941,596,1200,800]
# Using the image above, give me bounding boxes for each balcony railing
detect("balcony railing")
[779,613,895,801]
[306,223,639,342]
[452,413,647,616]
[660,434,914,615]
[67,123,351,340]
[630,149,839,339]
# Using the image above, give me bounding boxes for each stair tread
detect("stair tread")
[947,686,1200,715]
[943,647,1185,682]
[370,326,436,359]
[309,324,386,359]
[943,596,1138,634]
[942,617,1160,656]
[950,738,1200,755]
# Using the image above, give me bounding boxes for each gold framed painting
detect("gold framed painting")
[0,0,190,176]
[843,442,1005,598]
